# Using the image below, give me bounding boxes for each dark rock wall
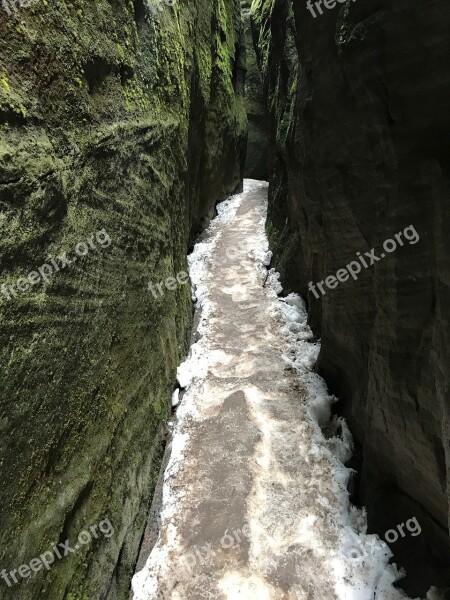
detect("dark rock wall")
[0,1,246,599]
[241,1,268,180]
[251,0,450,594]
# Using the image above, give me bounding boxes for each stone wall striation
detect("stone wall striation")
[0,1,246,598]
[251,0,450,595]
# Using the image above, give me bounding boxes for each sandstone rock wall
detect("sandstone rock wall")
[251,0,450,594]
[0,1,246,598]
[241,0,268,180]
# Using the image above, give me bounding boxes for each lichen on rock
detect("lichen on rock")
[0,1,246,598]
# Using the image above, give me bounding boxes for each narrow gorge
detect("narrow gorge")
[0,1,448,600]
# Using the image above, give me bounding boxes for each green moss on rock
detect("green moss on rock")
[0,1,246,598]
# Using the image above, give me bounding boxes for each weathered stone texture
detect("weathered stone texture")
[0,1,246,598]
[251,0,450,594]
[241,0,268,180]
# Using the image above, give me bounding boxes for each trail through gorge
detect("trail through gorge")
[131,181,422,600]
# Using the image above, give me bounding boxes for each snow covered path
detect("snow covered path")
[132,180,416,600]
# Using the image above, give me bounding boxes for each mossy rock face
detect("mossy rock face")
[0,1,246,599]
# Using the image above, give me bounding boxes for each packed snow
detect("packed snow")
[132,180,438,600]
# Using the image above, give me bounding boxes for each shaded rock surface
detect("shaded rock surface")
[251,0,450,596]
[0,1,246,599]
[241,1,268,180]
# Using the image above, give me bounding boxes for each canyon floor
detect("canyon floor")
[131,180,423,600]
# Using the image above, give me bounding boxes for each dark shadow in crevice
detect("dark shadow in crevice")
[328,394,450,598]
[133,0,146,24]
